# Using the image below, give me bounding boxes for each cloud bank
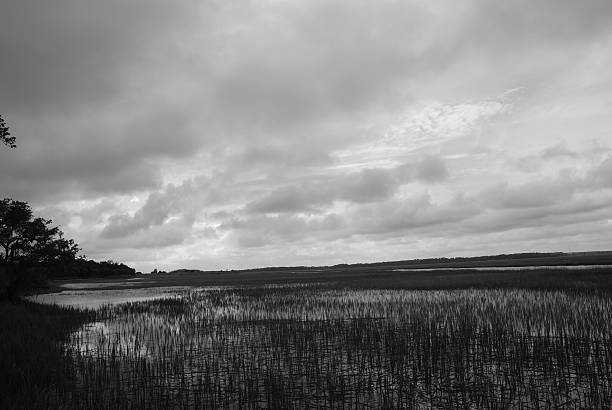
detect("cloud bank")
[1,0,612,271]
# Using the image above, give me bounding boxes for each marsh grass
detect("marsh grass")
[0,300,95,410]
[55,286,612,409]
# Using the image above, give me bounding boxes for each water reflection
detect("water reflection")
[27,286,189,309]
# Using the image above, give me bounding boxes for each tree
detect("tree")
[0,114,16,148]
[0,199,79,265]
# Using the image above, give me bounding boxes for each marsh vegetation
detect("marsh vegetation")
[20,283,611,409]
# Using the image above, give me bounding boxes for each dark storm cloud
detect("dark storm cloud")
[209,6,423,131]
[540,142,577,159]
[415,156,449,183]
[0,0,203,202]
[349,194,479,235]
[243,170,396,214]
[96,150,612,252]
[0,0,199,114]
[228,186,612,250]
[3,0,612,204]
[223,154,612,249]
[589,156,612,188]
[1,160,161,203]
[467,0,612,46]
[0,98,202,202]
[223,213,345,249]
[245,157,449,214]
[2,0,612,268]
[481,180,574,210]
[459,195,612,238]
[209,0,612,134]
[99,215,196,250]
[223,193,480,249]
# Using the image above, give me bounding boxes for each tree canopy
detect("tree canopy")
[0,198,79,265]
[0,114,16,148]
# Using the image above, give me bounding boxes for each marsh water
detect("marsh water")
[28,264,612,309]
[21,267,612,408]
[44,286,612,408]
[27,286,190,309]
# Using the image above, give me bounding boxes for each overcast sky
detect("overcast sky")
[1,0,612,272]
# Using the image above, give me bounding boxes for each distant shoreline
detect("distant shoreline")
[167,250,612,275]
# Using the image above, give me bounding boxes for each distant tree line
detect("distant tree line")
[50,259,136,278]
[336,253,568,268]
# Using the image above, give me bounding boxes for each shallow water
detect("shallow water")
[61,287,612,408]
[393,264,612,272]
[60,279,147,290]
[27,286,190,309]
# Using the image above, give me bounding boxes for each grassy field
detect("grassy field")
[5,267,612,409]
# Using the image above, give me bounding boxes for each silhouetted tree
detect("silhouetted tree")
[0,199,79,264]
[0,114,16,148]
[1,199,79,298]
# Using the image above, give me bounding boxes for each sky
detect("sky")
[1,0,612,272]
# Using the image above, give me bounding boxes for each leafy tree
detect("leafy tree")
[0,199,79,265]
[0,114,16,148]
[1,118,86,298]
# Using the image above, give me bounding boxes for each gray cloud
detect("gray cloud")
[589,156,612,188]
[481,180,574,210]
[0,0,200,114]
[99,178,209,239]
[239,145,334,169]
[516,140,609,173]
[208,0,612,133]
[206,1,438,131]
[415,156,449,182]
[221,153,612,250]
[349,194,480,236]
[245,168,398,214]
[541,142,577,159]
[96,218,193,252]
[245,159,446,214]
[2,0,612,269]
[3,0,612,204]
[245,186,314,214]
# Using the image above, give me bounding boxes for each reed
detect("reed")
[0,300,95,410]
[51,286,612,408]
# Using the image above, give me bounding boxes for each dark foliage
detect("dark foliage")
[0,198,81,297]
[0,199,80,265]
[51,258,136,278]
[0,114,16,148]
